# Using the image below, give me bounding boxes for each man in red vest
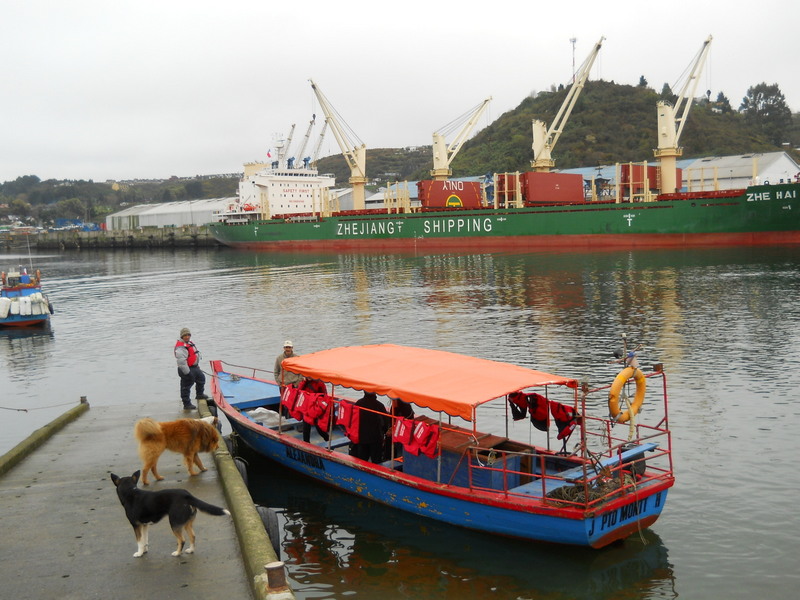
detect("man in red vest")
[174,327,207,410]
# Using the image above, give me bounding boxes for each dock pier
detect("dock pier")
[0,399,292,600]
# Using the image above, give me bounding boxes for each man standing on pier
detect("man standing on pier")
[174,327,207,410]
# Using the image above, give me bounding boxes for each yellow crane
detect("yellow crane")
[654,35,713,193]
[531,36,604,172]
[310,79,367,210]
[430,97,492,181]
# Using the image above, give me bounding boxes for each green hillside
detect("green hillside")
[3,80,797,227]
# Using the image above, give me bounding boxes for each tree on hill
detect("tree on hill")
[740,82,793,145]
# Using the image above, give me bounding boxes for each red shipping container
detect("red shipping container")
[417,180,483,208]
[520,172,584,204]
[620,165,682,192]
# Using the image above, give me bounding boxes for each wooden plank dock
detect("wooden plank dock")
[0,401,280,600]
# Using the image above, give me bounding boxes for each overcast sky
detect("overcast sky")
[1,0,797,183]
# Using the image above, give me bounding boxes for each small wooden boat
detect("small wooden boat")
[0,267,53,328]
[210,344,674,548]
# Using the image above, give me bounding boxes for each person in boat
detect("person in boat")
[174,327,207,411]
[274,340,302,394]
[352,392,390,463]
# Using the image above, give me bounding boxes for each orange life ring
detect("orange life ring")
[608,366,646,423]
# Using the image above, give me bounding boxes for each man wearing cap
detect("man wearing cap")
[174,327,207,411]
[274,340,302,393]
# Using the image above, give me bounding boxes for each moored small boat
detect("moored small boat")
[210,343,674,548]
[0,267,54,328]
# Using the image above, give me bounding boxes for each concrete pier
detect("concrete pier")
[0,401,285,600]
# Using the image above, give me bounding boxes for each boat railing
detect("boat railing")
[462,440,673,509]
[217,360,275,382]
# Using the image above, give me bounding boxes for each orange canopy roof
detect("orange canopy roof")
[282,344,578,421]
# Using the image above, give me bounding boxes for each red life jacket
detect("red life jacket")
[419,424,440,458]
[175,340,199,367]
[280,386,301,420]
[507,392,528,421]
[406,421,436,456]
[316,394,335,432]
[527,393,550,432]
[549,401,580,440]
[392,417,414,445]
[336,400,360,443]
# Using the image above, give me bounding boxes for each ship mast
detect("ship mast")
[654,35,713,193]
[430,97,492,181]
[531,36,604,172]
[310,79,367,210]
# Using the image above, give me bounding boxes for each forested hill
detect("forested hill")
[2,80,797,226]
[317,79,799,182]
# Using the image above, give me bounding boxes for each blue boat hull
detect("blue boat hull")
[227,416,669,548]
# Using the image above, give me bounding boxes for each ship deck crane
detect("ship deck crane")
[310,119,328,168]
[654,35,713,194]
[431,97,492,181]
[531,36,604,172]
[292,115,316,169]
[275,123,296,169]
[310,79,367,210]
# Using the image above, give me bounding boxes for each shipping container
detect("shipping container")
[417,180,483,208]
[520,172,585,204]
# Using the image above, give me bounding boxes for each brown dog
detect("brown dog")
[134,417,220,485]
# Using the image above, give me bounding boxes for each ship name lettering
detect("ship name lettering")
[336,220,400,237]
[422,217,493,235]
[775,190,796,200]
[747,191,771,202]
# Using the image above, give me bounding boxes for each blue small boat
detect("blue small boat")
[0,267,53,328]
[210,344,674,548]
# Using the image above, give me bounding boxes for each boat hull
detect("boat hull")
[0,315,49,327]
[210,183,800,250]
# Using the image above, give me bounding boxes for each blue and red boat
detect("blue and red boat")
[210,344,674,548]
[0,267,53,328]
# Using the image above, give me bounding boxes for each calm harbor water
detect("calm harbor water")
[2,245,798,599]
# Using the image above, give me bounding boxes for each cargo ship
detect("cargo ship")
[211,43,800,251]
[209,171,800,250]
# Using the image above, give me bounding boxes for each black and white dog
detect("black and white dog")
[110,470,230,557]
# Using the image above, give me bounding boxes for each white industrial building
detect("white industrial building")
[106,198,233,231]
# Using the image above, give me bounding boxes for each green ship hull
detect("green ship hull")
[209,183,800,251]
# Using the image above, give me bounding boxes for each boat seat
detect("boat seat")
[509,443,658,497]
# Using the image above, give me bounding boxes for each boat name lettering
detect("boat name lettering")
[422,217,493,235]
[595,497,649,533]
[285,446,325,470]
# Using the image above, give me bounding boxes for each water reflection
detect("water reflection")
[245,451,676,600]
[0,326,55,382]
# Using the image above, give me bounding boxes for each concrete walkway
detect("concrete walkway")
[0,402,253,600]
